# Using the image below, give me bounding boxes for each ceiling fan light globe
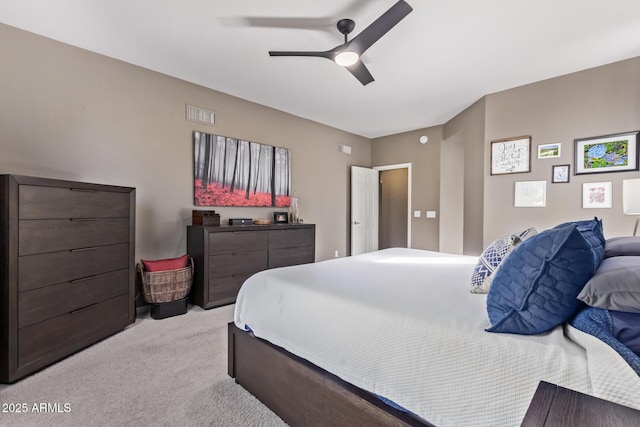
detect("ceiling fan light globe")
[335,51,359,67]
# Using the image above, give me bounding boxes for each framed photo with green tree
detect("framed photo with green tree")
[574,131,639,175]
[538,143,561,159]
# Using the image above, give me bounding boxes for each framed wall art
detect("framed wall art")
[537,143,561,159]
[575,131,639,175]
[514,180,546,207]
[582,181,612,209]
[193,131,291,207]
[491,136,531,175]
[552,164,570,183]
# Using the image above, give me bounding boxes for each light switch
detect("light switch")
[414,210,421,218]
[426,211,437,218]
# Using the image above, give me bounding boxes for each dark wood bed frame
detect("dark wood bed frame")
[228,323,640,426]
[227,323,434,426]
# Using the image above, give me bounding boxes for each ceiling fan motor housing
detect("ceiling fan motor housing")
[337,18,355,36]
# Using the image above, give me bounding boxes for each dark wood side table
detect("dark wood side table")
[522,381,640,426]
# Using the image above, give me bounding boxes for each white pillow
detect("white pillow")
[470,227,537,294]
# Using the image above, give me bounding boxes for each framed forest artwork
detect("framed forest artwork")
[193,131,291,207]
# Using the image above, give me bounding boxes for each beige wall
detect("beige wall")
[0,24,370,262]
[4,24,640,259]
[371,127,442,251]
[483,57,640,245]
[442,98,486,255]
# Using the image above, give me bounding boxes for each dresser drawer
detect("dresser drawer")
[18,294,129,367]
[269,245,314,269]
[269,228,314,249]
[19,218,130,256]
[19,269,129,328]
[209,273,253,305]
[208,231,268,255]
[19,185,130,219]
[209,251,268,277]
[19,243,130,291]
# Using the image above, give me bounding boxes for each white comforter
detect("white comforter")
[234,248,640,426]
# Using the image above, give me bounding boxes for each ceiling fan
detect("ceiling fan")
[268,0,413,85]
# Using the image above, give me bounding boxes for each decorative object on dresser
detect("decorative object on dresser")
[0,174,135,383]
[187,223,315,309]
[228,218,252,226]
[191,210,220,226]
[289,195,299,223]
[273,212,288,224]
[138,255,193,320]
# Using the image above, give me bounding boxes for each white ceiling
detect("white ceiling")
[2,0,640,138]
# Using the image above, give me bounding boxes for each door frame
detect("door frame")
[373,163,412,248]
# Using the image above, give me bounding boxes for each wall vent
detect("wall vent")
[186,104,215,126]
[338,144,352,155]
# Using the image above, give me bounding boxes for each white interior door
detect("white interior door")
[351,166,379,255]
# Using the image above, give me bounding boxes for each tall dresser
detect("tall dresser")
[187,223,315,309]
[0,174,136,383]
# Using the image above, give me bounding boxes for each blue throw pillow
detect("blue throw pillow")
[610,310,640,357]
[570,307,640,374]
[553,217,605,268]
[486,222,604,335]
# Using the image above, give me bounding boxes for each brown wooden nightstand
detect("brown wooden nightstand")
[522,381,640,426]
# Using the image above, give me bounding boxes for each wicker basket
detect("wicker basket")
[138,258,194,304]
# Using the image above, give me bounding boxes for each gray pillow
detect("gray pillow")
[605,237,640,258]
[577,256,640,313]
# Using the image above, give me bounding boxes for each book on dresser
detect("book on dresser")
[0,174,136,383]
[187,223,315,309]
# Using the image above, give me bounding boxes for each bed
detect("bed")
[229,246,640,426]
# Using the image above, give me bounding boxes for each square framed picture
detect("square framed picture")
[490,136,531,175]
[552,164,570,183]
[538,143,561,159]
[582,182,612,208]
[514,180,546,207]
[273,211,289,223]
[575,131,639,174]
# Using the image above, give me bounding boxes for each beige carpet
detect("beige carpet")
[0,304,287,427]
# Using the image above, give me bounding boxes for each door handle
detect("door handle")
[353,221,360,225]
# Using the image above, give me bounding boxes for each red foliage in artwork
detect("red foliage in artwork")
[194,180,290,207]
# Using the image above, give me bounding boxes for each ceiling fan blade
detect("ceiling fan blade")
[269,50,334,60]
[348,0,413,55]
[245,17,334,31]
[346,61,374,85]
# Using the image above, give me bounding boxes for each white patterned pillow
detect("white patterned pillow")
[470,227,537,294]
[517,226,537,241]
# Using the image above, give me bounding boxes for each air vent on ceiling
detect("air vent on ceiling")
[186,104,215,126]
